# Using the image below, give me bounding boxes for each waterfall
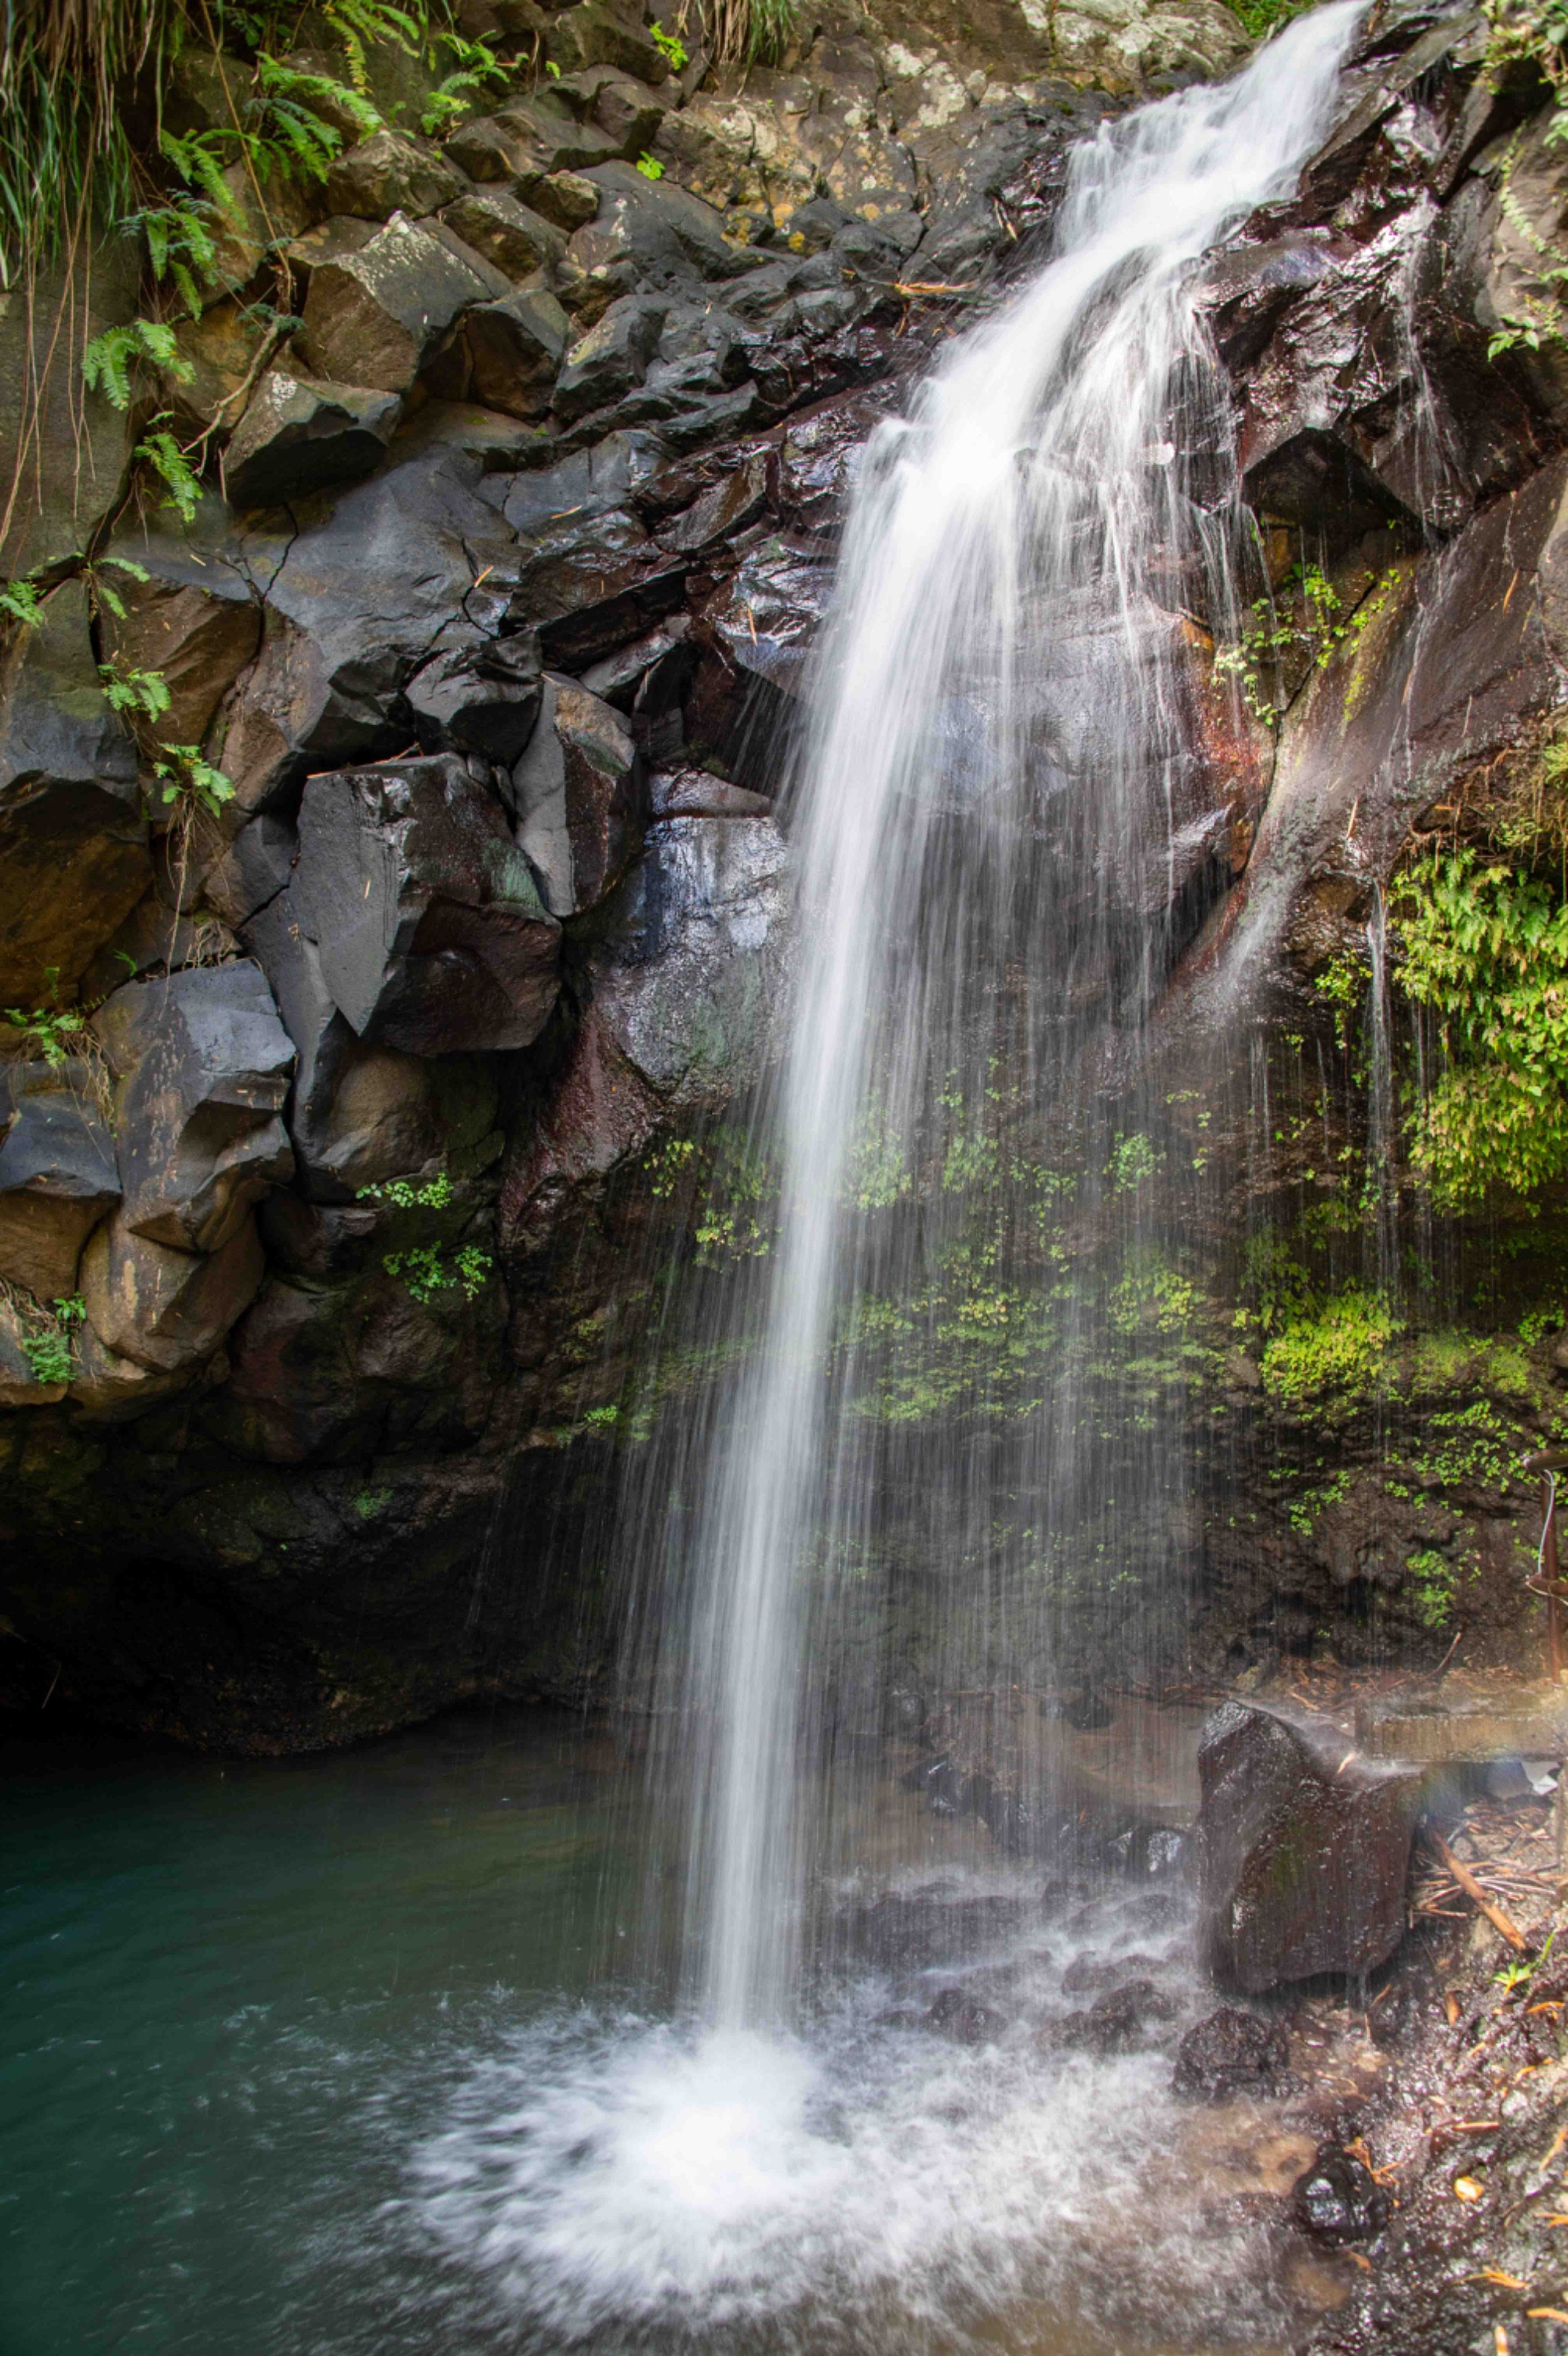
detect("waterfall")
[673,2,1363,2031]
[411,15,1370,2340]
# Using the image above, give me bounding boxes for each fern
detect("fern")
[0,578,46,629]
[323,0,426,92]
[135,423,204,522]
[151,744,235,821]
[82,318,189,409]
[100,660,172,721]
[85,557,151,625]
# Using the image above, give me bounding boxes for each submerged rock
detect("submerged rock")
[1173,2006,1290,2101]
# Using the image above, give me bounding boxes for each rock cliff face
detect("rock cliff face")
[3,0,1568,1748]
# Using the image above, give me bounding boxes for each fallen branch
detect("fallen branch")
[1434,1835,1529,1951]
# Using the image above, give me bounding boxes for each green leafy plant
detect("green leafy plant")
[1214,564,1399,728]
[82,317,189,409]
[150,744,235,822]
[1497,1929,1555,1992]
[15,1293,86,1387]
[1392,846,1568,1206]
[651,21,690,67]
[135,419,205,522]
[99,659,172,722]
[421,31,510,135]
[635,151,664,179]
[357,1171,453,1211]
[0,577,46,630]
[1406,1545,1458,1630]
[1260,1286,1396,1410]
[381,1242,493,1302]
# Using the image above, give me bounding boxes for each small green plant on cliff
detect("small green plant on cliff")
[1214,564,1399,728]
[356,1171,492,1304]
[1392,846,1568,1206]
[420,30,510,136]
[1405,1545,1458,1629]
[1479,0,1568,353]
[651,22,691,69]
[1260,1285,1396,1410]
[8,1291,85,1387]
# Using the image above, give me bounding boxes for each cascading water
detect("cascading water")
[673,0,1363,2032]
[410,12,1366,2345]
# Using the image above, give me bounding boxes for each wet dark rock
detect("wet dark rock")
[0,583,146,1004]
[1196,1703,1422,1993]
[579,815,786,1107]
[406,631,545,765]
[93,962,296,1254]
[555,294,668,419]
[222,443,517,800]
[659,453,769,554]
[646,766,770,819]
[294,751,561,1055]
[324,129,463,220]
[0,1064,120,1301]
[297,214,495,393]
[1172,2006,1290,2100]
[223,369,402,507]
[1292,2142,1392,2244]
[1049,1977,1178,2055]
[844,1890,1029,1971]
[925,1984,1007,2044]
[508,676,641,917]
[463,286,573,419]
[98,564,262,754]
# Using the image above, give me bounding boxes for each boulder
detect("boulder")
[464,286,572,418]
[294,752,561,1054]
[503,500,688,670]
[218,441,519,800]
[201,813,298,928]
[0,1062,120,1300]
[0,583,147,1004]
[531,170,601,231]
[557,160,760,319]
[588,812,791,1105]
[509,675,641,916]
[81,1210,265,1374]
[1196,1702,1423,1993]
[589,70,666,160]
[497,1002,662,1251]
[324,128,462,220]
[223,370,402,508]
[297,214,495,393]
[93,963,296,1254]
[1047,1978,1178,2056]
[238,884,358,1193]
[405,631,545,764]
[1172,2006,1290,2100]
[441,189,567,278]
[554,294,667,419]
[544,0,673,85]
[924,1985,1005,2045]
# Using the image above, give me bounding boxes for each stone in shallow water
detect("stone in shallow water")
[1196,1701,1421,1993]
[1172,2006,1289,2101]
[1291,2142,1390,2244]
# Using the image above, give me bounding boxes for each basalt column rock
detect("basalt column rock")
[1196,1701,1423,1994]
[295,752,562,1054]
[0,1061,120,1301]
[93,962,296,1254]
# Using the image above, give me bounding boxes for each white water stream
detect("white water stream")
[415,13,1364,2344]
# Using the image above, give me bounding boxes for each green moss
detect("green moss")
[1406,1546,1457,1630]
[1261,1287,1395,1410]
